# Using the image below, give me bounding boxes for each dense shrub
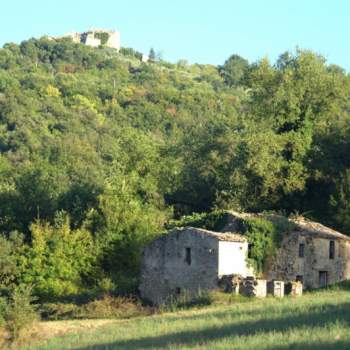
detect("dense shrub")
[40,295,151,321]
[162,290,213,312]
[21,217,98,300]
[3,286,38,341]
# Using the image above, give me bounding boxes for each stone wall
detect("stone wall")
[106,31,120,50]
[267,231,350,289]
[84,33,101,48]
[139,228,220,305]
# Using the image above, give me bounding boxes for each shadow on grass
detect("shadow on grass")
[274,340,350,350]
[72,301,350,350]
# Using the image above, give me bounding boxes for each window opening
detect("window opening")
[329,241,335,259]
[185,247,191,265]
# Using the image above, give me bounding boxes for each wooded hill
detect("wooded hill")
[0,37,350,299]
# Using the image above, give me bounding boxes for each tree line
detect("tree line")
[0,37,349,300]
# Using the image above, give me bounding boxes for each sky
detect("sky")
[1,0,349,69]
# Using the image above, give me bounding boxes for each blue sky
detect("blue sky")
[1,0,349,69]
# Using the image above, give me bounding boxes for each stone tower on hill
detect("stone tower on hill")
[58,29,120,51]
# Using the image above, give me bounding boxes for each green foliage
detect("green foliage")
[119,47,142,60]
[162,289,213,312]
[329,169,350,232]
[94,32,109,46]
[0,233,25,293]
[0,297,6,327]
[40,295,150,321]
[238,217,278,274]
[0,37,349,304]
[238,215,295,274]
[21,216,98,300]
[167,210,228,231]
[220,54,249,86]
[3,286,38,340]
[148,48,156,62]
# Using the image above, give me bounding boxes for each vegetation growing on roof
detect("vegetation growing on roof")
[166,210,229,232]
[168,210,296,275]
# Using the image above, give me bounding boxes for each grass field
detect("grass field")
[19,287,350,350]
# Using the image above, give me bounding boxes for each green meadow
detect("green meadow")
[21,287,350,350]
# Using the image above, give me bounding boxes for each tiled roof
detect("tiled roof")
[175,227,247,242]
[292,217,350,241]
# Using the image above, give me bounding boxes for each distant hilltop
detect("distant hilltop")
[52,29,121,51]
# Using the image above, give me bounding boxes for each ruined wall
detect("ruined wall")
[139,228,219,305]
[106,31,120,50]
[218,241,254,277]
[267,231,350,289]
[84,33,101,48]
[139,236,168,304]
[60,30,120,50]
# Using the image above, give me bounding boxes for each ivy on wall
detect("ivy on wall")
[94,32,109,46]
[238,215,296,275]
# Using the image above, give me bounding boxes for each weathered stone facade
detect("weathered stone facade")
[140,213,350,304]
[139,227,254,305]
[221,212,350,289]
[266,218,350,289]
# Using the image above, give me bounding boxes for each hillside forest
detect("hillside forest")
[0,37,350,302]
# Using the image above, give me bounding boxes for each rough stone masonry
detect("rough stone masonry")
[140,213,350,304]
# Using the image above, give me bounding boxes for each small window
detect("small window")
[185,247,191,265]
[329,241,335,259]
[175,287,181,295]
[296,275,303,283]
[298,243,305,258]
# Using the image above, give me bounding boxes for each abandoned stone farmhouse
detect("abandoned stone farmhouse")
[267,216,350,289]
[140,227,254,305]
[139,212,350,304]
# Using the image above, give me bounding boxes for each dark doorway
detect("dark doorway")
[296,275,303,283]
[319,271,328,288]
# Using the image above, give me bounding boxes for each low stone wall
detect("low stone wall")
[221,276,303,298]
[285,281,303,297]
[267,280,285,297]
[218,274,244,294]
[239,277,267,297]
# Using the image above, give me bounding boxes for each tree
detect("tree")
[21,215,98,299]
[148,48,156,62]
[220,54,249,86]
